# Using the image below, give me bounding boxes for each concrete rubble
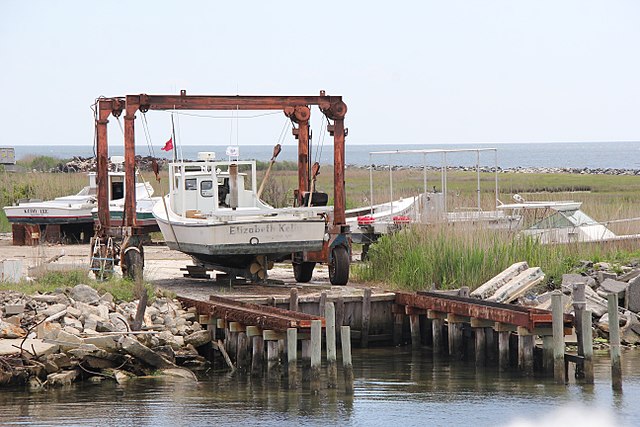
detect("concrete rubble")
[472,261,640,346]
[0,285,210,388]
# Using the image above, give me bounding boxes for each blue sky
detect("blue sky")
[1,0,639,148]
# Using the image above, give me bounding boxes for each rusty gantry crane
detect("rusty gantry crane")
[94,91,351,285]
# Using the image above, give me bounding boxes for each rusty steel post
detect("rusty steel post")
[290,106,311,206]
[123,98,138,229]
[96,101,112,233]
[333,117,346,226]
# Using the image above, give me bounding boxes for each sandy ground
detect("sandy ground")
[0,233,380,301]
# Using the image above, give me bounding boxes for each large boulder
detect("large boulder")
[70,284,100,305]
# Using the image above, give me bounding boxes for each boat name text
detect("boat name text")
[229,223,299,235]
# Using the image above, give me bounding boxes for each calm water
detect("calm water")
[14,141,640,169]
[1,347,638,426]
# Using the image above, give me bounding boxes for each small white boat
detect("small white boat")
[346,195,424,237]
[497,198,619,244]
[152,152,331,280]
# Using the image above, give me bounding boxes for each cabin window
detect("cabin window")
[185,178,197,191]
[111,182,124,200]
[201,180,214,197]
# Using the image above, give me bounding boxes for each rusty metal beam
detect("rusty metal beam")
[131,93,346,113]
[396,291,573,332]
[177,295,325,331]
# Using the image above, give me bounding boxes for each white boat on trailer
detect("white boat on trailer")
[152,152,332,282]
[4,158,155,242]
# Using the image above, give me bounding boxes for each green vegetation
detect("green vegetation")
[353,224,640,291]
[0,269,155,302]
[17,155,70,172]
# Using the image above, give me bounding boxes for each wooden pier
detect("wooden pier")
[178,284,625,389]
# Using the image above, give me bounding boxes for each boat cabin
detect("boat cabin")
[169,154,262,217]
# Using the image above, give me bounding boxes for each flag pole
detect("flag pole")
[170,113,177,163]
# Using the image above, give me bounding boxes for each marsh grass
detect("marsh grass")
[353,224,640,291]
[0,269,155,302]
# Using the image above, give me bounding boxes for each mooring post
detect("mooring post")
[341,325,354,394]
[581,309,594,384]
[517,328,534,376]
[552,290,565,384]
[325,302,338,388]
[289,288,299,312]
[572,281,586,379]
[607,293,622,391]
[311,320,322,389]
[361,288,372,348]
[287,328,298,389]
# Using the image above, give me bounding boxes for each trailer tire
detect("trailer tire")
[293,261,315,283]
[329,246,350,286]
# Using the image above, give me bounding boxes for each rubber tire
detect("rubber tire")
[123,249,143,282]
[293,261,316,283]
[329,246,350,286]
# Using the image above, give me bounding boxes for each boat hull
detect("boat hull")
[155,216,326,269]
[4,205,94,225]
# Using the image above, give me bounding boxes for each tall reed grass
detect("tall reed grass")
[353,224,640,291]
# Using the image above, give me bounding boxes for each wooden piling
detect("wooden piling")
[310,320,322,382]
[428,310,445,354]
[289,288,299,312]
[236,332,250,371]
[301,340,311,361]
[475,327,486,367]
[251,335,265,375]
[552,290,565,384]
[267,340,279,374]
[542,335,553,374]
[393,310,404,346]
[607,293,622,391]
[361,288,372,348]
[447,314,465,360]
[572,281,586,379]
[335,296,344,344]
[582,309,594,384]
[341,325,354,393]
[319,292,327,317]
[325,302,338,387]
[409,314,421,348]
[517,330,534,376]
[498,331,510,371]
[485,327,497,365]
[287,328,297,388]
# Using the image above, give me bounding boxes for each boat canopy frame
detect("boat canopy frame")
[367,147,499,216]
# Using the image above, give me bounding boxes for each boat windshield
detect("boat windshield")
[530,209,599,230]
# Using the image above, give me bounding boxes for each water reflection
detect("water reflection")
[0,347,638,426]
